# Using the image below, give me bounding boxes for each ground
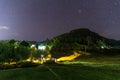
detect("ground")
[0,55,120,80]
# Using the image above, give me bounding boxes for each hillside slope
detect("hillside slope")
[50,28,120,58]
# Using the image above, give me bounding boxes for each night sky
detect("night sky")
[0,0,120,41]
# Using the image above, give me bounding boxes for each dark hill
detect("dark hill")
[50,28,120,57]
[55,28,106,44]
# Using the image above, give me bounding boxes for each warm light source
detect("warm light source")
[31,44,36,48]
[57,52,80,61]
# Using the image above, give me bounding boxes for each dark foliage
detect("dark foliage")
[50,28,120,57]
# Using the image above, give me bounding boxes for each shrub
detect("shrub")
[16,61,40,68]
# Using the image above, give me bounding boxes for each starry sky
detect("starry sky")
[0,0,120,41]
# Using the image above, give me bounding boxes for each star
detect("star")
[78,9,82,14]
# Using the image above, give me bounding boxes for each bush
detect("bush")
[16,61,40,68]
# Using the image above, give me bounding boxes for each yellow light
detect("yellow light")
[33,59,39,63]
[26,58,31,61]
[57,52,80,61]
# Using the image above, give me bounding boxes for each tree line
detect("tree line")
[0,40,37,64]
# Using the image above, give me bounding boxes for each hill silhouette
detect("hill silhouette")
[50,28,120,57]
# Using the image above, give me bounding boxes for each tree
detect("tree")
[30,46,37,61]
[16,47,30,62]
[0,41,16,64]
[9,39,16,44]
[97,40,106,49]
[20,40,30,47]
[0,40,31,64]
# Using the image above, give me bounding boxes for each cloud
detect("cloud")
[0,26,9,30]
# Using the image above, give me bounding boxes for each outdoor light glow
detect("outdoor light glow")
[57,52,80,61]
[26,58,31,61]
[31,44,36,48]
[33,59,40,63]
[101,46,104,49]
[38,45,46,50]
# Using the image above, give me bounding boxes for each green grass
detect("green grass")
[0,55,120,80]
[47,64,120,80]
[0,66,57,80]
[75,53,120,63]
[0,63,120,80]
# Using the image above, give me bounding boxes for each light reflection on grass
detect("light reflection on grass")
[61,61,120,69]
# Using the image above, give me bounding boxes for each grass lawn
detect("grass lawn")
[0,63,120,80]
[0,55,120,80]
[0,65,57,80]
